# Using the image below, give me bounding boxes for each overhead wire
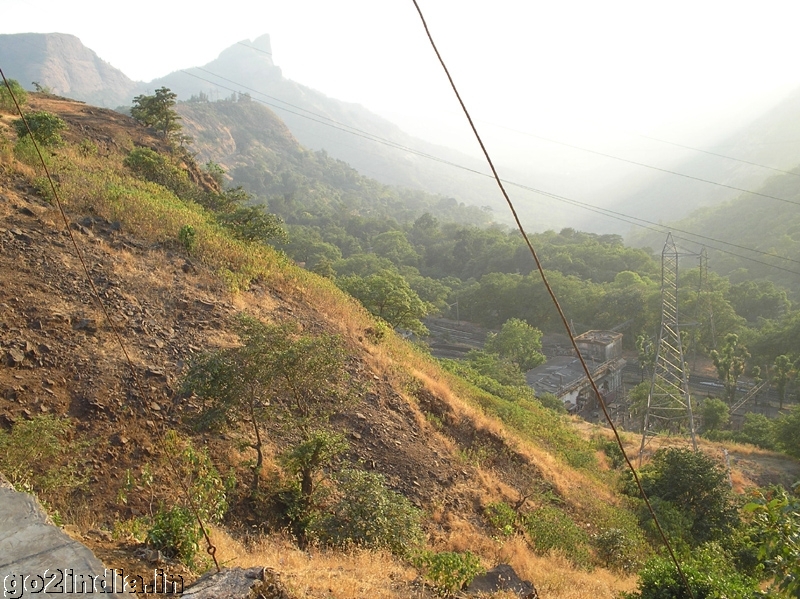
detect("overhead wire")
[0,68,221,572]
[236,41,272,56]
[407,2,697,598]
[176,68,800,278]
[236,35,800,181]
[182,68,486,172]
[635,132,800,178]
[181,66,800,208]
[482,124,800,208]
[485,118,800,180]
[509,183,800,276]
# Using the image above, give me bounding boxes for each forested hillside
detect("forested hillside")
[2,86,800,599]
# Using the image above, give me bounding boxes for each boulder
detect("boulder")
[181,566,295,599]
[465,564,538,599]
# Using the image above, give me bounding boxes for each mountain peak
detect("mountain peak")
[215,34,275,68]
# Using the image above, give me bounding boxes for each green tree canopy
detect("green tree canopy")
[700,397,730,432]
[484,318,546,372]
[131,87,181,138]
[772,354,795,410]
[337,269,432,335]
[182,315,352,493]
[774,405,800,458]
[711,333,750,403]
[0,79,27,111]
[629,448,739,545]
[13,111,67,147]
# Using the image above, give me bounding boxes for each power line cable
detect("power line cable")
[635,132,800,178]
[486,118,800,179]
[408,2,697,597]
[180,69,483,172]
[485,124,800,207]
[236,41,272,56]
[178,68,800,277]
[183,66,800,209]
[508,183,800,275]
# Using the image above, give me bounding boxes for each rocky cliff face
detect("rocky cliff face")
[0,33,138,108]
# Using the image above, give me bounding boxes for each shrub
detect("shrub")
[179,224,197,254]
[592,528,637,571]
[216,205,286,244]
[123,147,192,198]
[0,79,27,111]
[484,501,517,537]
[623,543,756,599]
[0,415,88,496]
[307,468,424,556]
[523,505,591,567]
[626,448,739,545]
[413,551,484,597]
[141,432,232,567]
[146,505,201,566]
[13,111,67,146]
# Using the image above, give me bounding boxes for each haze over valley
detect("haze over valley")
[4,4,800,598]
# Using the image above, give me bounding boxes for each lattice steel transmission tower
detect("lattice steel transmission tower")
[638,234,698,462]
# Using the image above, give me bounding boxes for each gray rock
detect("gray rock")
[0,475,126,598]
[182,567,295,599]
[465,564,538,599]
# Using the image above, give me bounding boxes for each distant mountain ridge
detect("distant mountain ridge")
[150,35,521,214]
[606,86,800,233]
[0,33,138,108]
[0,32,523,219]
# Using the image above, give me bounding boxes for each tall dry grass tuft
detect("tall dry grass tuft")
[208,529,419,599]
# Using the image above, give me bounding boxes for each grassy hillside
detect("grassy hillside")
[0,93,646,598]
[2,94,798,599]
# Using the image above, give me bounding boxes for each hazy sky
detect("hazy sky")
[4,0,799,149]
[4,0,800,231]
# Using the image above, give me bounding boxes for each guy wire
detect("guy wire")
[407,3,697,598]
[0,69,220,572]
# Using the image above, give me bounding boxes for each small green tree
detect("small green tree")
[309,468,424,556]
[772,354,795,410]
[183,315,353,494]
[337,269,432,335]
[123,147,192,196]
[711,333,749,404]
[131,87,181,139]
[737,413,776,450]
[0,79,27,111]
[464,349,527,386]
[414,550,484,597]
[629,448,739,545]
[484,318,545,372]
[279,430,348,505]
[774,405,800,458]
[700,397,730,432]
[13,111,67,146]
[143,431,230,568]
[216,205,287,244]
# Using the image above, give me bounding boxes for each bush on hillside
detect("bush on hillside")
[13,111,67,147]
[307,468,424,556]
[0,79,27,111]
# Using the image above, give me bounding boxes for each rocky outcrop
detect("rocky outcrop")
[466,564,538,599]
[0,475,126,598]
[182,567,296,599]
[0,33,138,107]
